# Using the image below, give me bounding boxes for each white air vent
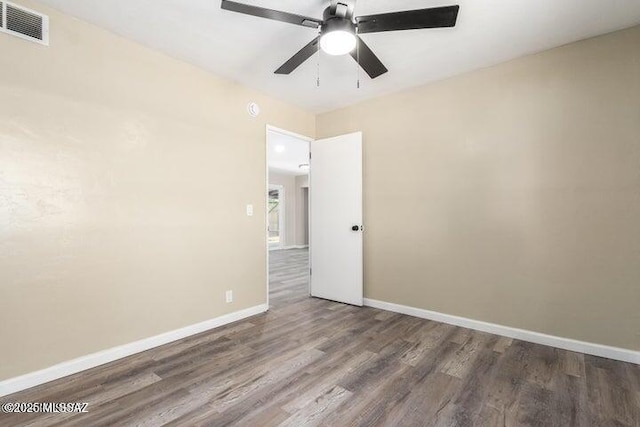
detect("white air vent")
[0,1,49,45]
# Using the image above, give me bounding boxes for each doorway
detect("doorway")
[266,126,364,309]
[266,126,312,308]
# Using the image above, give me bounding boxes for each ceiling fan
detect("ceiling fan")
[220,0,460,79]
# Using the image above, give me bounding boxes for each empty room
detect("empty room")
[0,0,639,426]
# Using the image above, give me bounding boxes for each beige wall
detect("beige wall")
[268,171,309,247]
[0,0,314,380]
[317,26,640,351]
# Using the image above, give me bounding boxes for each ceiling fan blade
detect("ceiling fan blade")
[221,0,322,29]
[350,36,388,79]
[275,37,320,75]
[356,5,459,34]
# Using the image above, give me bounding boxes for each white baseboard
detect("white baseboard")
[363,298,639,365]
[0,304,268,397]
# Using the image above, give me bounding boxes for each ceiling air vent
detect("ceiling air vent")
[0,1,49,45]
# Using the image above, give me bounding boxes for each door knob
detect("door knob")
[351,225,361,231]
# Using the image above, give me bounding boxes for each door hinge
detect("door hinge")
[310,268,312,275]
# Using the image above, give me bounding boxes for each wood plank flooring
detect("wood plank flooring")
[2,248,639,426]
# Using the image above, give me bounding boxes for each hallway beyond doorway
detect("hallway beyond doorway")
[269,248,309,310]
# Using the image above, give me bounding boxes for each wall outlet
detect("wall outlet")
[246,204,253,216]
[225,290,233,303]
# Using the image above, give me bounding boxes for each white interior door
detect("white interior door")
[310,132,363,306]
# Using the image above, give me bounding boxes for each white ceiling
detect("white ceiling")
[268,130,310,175]
[38,0,640,112]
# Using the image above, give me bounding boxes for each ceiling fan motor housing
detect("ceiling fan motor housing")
[322,7,356,36]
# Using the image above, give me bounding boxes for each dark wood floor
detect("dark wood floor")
[2,248,639,426]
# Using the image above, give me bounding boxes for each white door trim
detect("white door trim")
[266,125,315,143]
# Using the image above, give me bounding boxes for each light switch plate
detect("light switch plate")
[246,204,253,216]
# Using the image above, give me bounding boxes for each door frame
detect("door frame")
[265,125,314,308]
[267,184,285,250]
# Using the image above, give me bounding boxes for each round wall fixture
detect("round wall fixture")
[247,102,260,117]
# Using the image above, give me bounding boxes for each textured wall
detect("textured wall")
[317,26,640,351]
[0,0,314,380]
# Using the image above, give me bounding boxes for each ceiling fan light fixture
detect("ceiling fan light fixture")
[320,30,356,56]
[221,1,460,79]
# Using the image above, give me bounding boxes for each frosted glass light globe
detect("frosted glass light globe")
[320,30,357,56]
